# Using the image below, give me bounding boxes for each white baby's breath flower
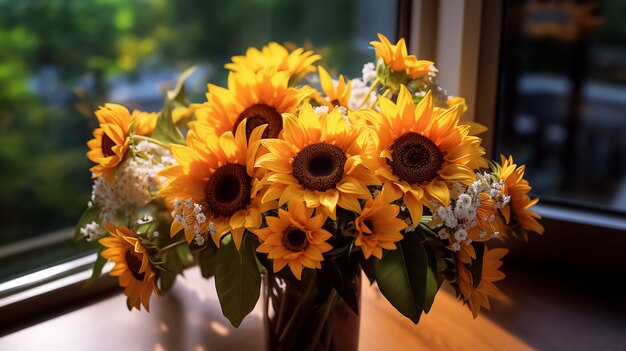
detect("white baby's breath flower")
[89,141,176,222]
[362,62,376,83]
[80,221,106,242]
[194,234,206,247]
[454,228,468,242]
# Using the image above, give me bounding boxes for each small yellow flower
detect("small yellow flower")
[100,223,156,311]
[456,246,508,318]
[370,33,435,79]
[86,104,133,182]
[355,185,407,259]
[225,42,321,83]
[255,200,332,279]
[495,155,544,236]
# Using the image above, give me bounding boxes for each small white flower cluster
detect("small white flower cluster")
[469,172,511,209]
[89,141,176,222]
[348,63,377,110]
[80,221,106,241]
[171,198,216,246]
[429,175,508,251]
[362,62,376,83]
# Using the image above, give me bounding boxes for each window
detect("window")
[495,0,626,214]
[0,0,399,284]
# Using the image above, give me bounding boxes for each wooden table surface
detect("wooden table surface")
[1,267,625,351]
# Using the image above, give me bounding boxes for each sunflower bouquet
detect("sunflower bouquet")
[77,34,543,350]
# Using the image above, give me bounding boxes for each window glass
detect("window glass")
[496,0,626,213]
[0,0,398,282]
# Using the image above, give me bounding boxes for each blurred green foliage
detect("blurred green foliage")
[0,0,395,245]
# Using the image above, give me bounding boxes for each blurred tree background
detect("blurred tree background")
[0,0,397,246]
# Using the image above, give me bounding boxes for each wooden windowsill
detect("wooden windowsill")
[1,267,624,350]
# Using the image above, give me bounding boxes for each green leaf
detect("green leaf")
[74,206,102,241]
[85,249,107,286]
[158,248,183,293]
[159,270,177,293]
[414,226,446,313]
[167,66,196,106]
[197,240,218,278]
[151,98,184,145]
[215,234,262,327]
[469,242,485,287]
[373,232,429,324]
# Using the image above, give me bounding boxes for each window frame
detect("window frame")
[408,0,626,271]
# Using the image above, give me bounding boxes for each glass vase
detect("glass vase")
[262,268,361,351]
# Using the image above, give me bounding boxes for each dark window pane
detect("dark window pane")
[0,0,398,281]
[496,0,626,214]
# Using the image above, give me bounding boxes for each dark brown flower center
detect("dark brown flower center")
[234,103,283,140]
[331,99,341,107]
[125,250,145,281]
[282,226,309,252]
[390,132,443,184]
[102,133,116,157]
[205,163,252,217]
[292,143,347,192]
[363,218,375,235]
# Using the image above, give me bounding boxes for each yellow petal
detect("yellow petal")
[404,192,423,225]
[425,180,450,207]
[319,190,339,215]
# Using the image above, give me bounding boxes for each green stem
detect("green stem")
[158,240,187,254]
[357,78,380,109]
[309,290,338,347]
[278,276,317,342]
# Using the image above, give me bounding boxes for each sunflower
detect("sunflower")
[255,103,379,219]
[495,155,544,236]
[134,105,199,136]
[314,66,352,109]
[159,120,273,249]
[364,86,487,226]
[86,104,133,182]
[194,67,312,141]
[225,42,321,83]
[255,200,332,279]
[100,223,156,311]
[456,246,508,318]
[354,185,407,259]
[370,33,435,79]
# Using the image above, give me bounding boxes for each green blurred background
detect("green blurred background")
[0,0,397,281]
[0,0,398,249]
